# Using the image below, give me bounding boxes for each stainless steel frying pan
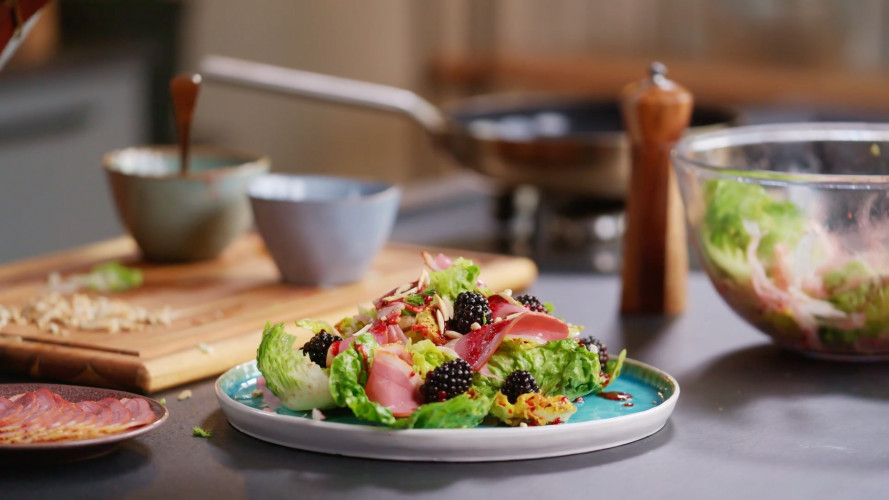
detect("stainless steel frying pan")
[200,55,738,200]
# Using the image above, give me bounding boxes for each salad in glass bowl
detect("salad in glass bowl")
[674,122,889,359]
[255,253,625,428]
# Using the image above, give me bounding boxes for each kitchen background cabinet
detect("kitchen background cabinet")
[3,0,889,263]
[0,55,147,263]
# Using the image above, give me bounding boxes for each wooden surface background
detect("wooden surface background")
[0,234,537,393]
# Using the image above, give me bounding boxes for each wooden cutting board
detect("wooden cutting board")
[0,234,537,393]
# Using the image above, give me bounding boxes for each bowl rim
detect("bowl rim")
[247,173,400,205]
[103,145,270,180]
[672,122,889,187]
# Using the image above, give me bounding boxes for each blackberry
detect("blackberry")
[302,330,339,368]
[451,291,492,334]
[578,336,609,366]
[515,294,546,313]
[421,359,472,403]
[500,370,539,404]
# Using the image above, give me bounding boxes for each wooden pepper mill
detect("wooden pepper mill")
[619,62,693,315]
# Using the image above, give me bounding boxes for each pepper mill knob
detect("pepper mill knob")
[619,62,693,315]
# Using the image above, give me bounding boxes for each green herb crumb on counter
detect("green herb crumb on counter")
[193,427,212,438]
[253,252,626,429]
[48,261,144,293]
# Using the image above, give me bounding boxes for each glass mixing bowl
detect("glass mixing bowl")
[673,123,889,360]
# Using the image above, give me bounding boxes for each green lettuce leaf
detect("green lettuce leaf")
[77,261,143,292]
[605,349,627,381]
[701,179,806,280]
[822,260,889,341]
[428,257,481,301]
[335,316,369,337]
[408,339,456,378]
[295,319,336,335]
[327,333,395,425]
[335,305,376,337]
[483,339,605,400]
[394,390,491,429]
[256,322,336,411]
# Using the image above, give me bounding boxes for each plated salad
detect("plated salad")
[699,179,889,354]
[256,253,625,429]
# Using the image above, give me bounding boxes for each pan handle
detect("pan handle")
[200,55,448,136]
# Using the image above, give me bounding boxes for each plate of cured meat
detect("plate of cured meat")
[0,383,168,463]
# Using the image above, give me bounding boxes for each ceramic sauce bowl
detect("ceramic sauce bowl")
[103,145,270,262]
[249,174,400,286]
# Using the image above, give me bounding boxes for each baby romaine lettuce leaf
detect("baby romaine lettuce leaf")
[335,316,369,336]
[483,339,605,400]
[327,333,395,425]
[256,322,336,411]
[701,179,806,280]
[408,340,456,379]
[428,257,480,301]
[822,259,889,340]
[295,319,336,335]
[394,390,491,429]
[605,349,627,381]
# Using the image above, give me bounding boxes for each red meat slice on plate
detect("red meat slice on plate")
[364,344,422,417]
[454,312,569,371]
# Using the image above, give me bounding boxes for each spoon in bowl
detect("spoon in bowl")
[170,74,202,175]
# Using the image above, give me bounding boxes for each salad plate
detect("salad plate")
[216,358,679,462]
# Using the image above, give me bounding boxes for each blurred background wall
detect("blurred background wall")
[3,0,889,261]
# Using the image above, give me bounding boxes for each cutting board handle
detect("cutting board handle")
[619,62,693,315]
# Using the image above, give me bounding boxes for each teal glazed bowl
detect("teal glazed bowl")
[249,174,400,286]
[103,145,270,262]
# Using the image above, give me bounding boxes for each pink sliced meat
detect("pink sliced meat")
[96,398,134,433]
[364,347,422,417]
[0,390,158,444]
[387,325,408,344]
[0,392,37,427]
[454,312,569,371]
[0,392,70,443]
[504,312,569,343]
[453,320,512,372]
[367,320,390,345]
[77,400,115,429]
[488,295,527,319]
[422,252,453,272]
[0,389,53,433]
[121,398,157,427]
[376,342,414,365]
[0,401,24,423]
[19,394,82,444]
[378,302,405,325]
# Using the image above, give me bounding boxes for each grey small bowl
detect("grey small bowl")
[104,146,270,262]
[249,174,400,286]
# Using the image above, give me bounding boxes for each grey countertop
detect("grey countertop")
[4,194,889,499]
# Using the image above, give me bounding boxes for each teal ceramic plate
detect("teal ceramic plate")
[215,359,679,461]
